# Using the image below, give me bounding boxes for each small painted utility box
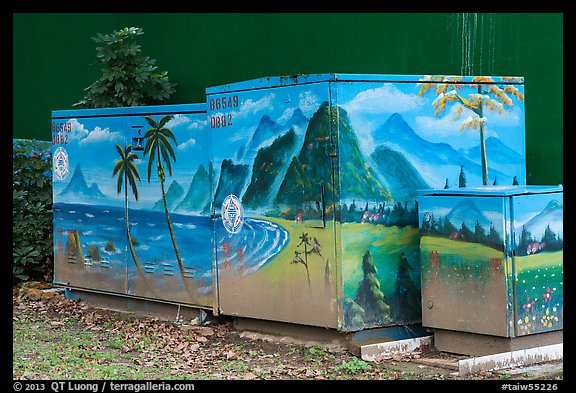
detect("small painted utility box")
[51,104,214,310]
[206,73,527,332]
[417,185,563,355]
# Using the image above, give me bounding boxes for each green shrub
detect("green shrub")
[73,26,176,108]
[13,139,53,281]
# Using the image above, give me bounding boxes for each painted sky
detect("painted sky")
[53,113,210,208]
[209,78,525,167]
[338,81,525,157]
[209,81,328,164]
[54,78,527,209]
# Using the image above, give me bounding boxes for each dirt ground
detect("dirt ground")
[12,282,564,382]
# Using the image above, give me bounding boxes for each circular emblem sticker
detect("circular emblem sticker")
[222,194,244,234]
[53,147,69,181]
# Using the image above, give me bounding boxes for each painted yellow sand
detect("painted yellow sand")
[216,216,339,328]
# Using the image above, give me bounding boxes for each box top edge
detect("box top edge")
[205,73,524,94]
[417,185,563,197]
[52,103,206,118]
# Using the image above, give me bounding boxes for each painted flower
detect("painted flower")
[541,308,559,328]
[522,297,535,313]
[542,287,554,302]
[517,316,532,335]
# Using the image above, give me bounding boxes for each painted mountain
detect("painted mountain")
[236,110,308,164]
[515,199,563,239]
[277,102,334,206]
[460,136,525,176]
[153,180,184,211]
[243,129,299,208]
[58,164,107,202]
[446,199,493,229]
[372,113,517,188]
[236,115,284,163]
[370,146,429,203]
[175,164,211,213]
[337,107,392,203]
[275,102,391,208]
[283,108,308,132]
[213,159,250,209]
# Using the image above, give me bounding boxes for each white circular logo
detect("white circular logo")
[222,194,244,234]
[53,147,69,181]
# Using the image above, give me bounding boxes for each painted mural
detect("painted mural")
[206,74,527,331]
[512,192,563,336]
[337,76,526,331]
[208,82,339,327]
[52,108,213,307]
[417,190,563,337]
[52,75,529,332]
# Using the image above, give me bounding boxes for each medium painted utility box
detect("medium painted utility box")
[206,73,527,332]
[417,185,563,353]
[51,104,214,310]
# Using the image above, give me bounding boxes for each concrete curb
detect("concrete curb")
[360,335,434,362]
[458,343,563,377]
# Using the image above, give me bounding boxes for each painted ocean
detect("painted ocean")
[53,203,289,282]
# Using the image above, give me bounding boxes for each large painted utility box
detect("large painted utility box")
[417,185,563,353]
[51,104,214,309]
[206,73,527,332]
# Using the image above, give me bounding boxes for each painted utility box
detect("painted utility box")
[417,186,563,338]
[206,73,527,331]
[52,104,214,309]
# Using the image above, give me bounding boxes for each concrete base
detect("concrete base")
[234,317,350,349]
[63,287,211,324]
[433,328,563,357]
[234,317,431,355]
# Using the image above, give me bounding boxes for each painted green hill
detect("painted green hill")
[370,145,428,202]
[153,180,184,211]
[213,159,249,209]
[243,129,298,208]
[276,101,390,209]
[337,106,391,203]
[175,164,211,213]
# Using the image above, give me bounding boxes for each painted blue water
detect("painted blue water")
[54,203,289,281]
[214,217,290,275]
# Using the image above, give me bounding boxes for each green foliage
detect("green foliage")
[355,249,391,324]
[105,241,115,252]
[13,139,53,281]
[334,357,373,374]
[74,27,176,108]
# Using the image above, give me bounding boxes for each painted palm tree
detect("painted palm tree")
[142,115,187,282]
[113,144,155,294]
[418,75,524,185]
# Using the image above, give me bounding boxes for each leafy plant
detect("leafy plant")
[334,357,373,374]
[12,139,53,281]
[74,26,176,108]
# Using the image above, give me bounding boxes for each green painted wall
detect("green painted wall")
[13,13,562,185]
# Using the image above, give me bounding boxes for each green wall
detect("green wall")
[13,13,562,185]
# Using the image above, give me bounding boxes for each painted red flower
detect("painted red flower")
[542,287,554,302]
[523,297,535,313]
